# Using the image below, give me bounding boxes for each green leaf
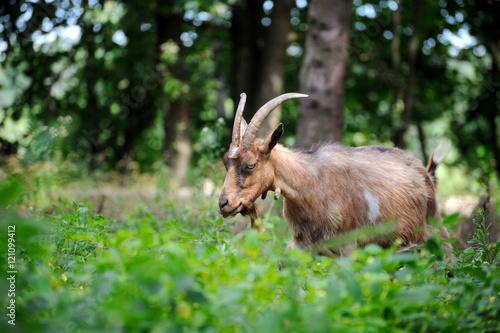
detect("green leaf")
[180,231,198,240]
[442,213,460,227]
[492,240,500,262]
[70,234,92,241]
[340,264,363,303]
[393,289,432,308]
[77,206,89,214]
[426,237,444,260]
[52,204,63,214]
[0,176,24,206]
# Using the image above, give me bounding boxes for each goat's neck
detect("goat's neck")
[269,145,318,203]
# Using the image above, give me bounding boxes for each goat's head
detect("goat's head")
[218,93,308,218]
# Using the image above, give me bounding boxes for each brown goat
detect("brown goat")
[219,93,452,256]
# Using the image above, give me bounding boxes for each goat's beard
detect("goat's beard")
[240,202,256,217]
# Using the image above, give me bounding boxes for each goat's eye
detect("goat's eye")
[246,163,256,170]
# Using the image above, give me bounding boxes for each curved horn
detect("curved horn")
[232,93,247,145]
[242,93,308,146]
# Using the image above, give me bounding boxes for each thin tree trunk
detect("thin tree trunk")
[393,0,422,148]
[231,0,293,138]
[486,41,500,178]
[389,0,404,125]
[84,26,104,169]
[488,110,500,178]
[253,0,294,137]
[120,88,141,165]
[115,2,158,166]
[231,0,261,117]
[417,122,427,164]
[295,0,353,147]
[157,1,192,187]
[165,100,192,187]
[391,2,401,72]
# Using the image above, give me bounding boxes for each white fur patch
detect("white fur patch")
[228,147,239,158]
[364,191,380,224]
[287,238,306,250]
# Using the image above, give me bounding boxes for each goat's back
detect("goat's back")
[284,143,438,247]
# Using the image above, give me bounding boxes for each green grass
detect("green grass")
[1,175,500,333]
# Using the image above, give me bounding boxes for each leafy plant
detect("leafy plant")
[470,209,499,264]
[1,175,499,332]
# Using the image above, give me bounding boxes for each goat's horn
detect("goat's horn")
[232,93,247,145]
[242,93,308,146]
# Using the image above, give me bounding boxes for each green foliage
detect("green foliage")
[1,177,499,332]
[193,117,227,182]
[457,209,500,266]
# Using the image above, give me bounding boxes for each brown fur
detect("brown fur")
[219,131,451,256]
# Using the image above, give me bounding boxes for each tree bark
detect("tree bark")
[231,0,293,138]
[389,0,404,124]
[253,0,294,137]
[231,0,261,117]
[115,2,157,166]
[393,0,422,148]
[295,0,353,148]
[487,107,500,178]
[164,100,192,187]
[417,122,427,164]
[157,1,192,187]
[486,41,500,178]
[84,26,104,169]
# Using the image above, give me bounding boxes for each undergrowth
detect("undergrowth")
[0,178,499,333]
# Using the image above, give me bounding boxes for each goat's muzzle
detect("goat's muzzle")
[219,195,242,218]
[219,193,254,218]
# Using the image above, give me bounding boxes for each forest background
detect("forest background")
[1,0,499,187]
[1,1,500,332]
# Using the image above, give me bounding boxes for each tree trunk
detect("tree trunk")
[295,0,353,148]
[487,43,500,178]
[389,0,404,131]
[231,0,293,138]
[253,0,294,137]
[487,108,500,178]
[392,0,422,148]
[84,26,104,169]
[115,2,158,166]
[164,100,192,187]
[231,0,261,117]
[120,97,141,164]
[157,2,192,187]
[417,122,427,164]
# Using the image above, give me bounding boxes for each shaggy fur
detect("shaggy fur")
[219,136,451,255]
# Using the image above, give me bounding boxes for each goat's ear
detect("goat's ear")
[261,123,283,154]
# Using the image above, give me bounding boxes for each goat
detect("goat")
[218,93,452,256]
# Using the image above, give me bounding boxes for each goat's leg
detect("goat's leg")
[336,242,357,257]
[317,249,334,257]
[287,237,306,250]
